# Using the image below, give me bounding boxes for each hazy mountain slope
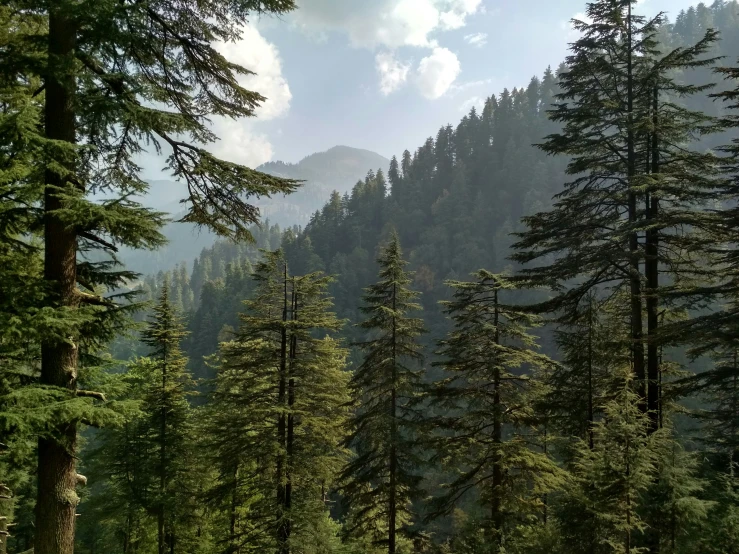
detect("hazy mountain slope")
[118,146,389,274]
[256,145,390,226]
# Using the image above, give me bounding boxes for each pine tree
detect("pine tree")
[0,0,301,550]
[341,233,426,554]
[140,284,198,554]
[428,271,564,551]
[561,370,658,554]
[207,250,350,554]
[512,0,722,432]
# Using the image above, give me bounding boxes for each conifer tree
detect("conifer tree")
[512,0,722,431]
[428,271,564,551]
[140,284,198,554]
[341,233,426,554]
[207,251,350,554]
[561,370,658,554]
[0,1,300,550]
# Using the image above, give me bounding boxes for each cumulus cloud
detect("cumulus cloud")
[464,32,488,47]
[459,95,485,112]
[293,0,483,49]
[376,51,411,95]
[417,47,461,99]
[208,25,291,166]
[216,25,291,120]
[292,0,481,96]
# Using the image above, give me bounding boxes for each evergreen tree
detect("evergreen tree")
[140,284,198,554]
[341,233,426,554]
[428,271,564,551]
[0,0,300,550]
[207,251,350,554]
[512,0,722,431]
[560,370,658,554]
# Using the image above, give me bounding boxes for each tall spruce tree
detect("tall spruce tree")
[512,0,722,431]
[428,271,564,551]
[207,251,350,554]
[140,284,198,554]
[0,0,300,550]
[341,233,426,554]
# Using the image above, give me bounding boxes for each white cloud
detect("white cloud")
[376,51,411,95]
[208,25,291,166]
[450,78,493,93]
[464,32,488,47]
[292,1,483,98]
[293,0,484,49]
[459,95,484,112]
[216,25,291,120]
[416,47,461,99]
[210,118,275,167]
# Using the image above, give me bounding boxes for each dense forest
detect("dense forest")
[5,1,739,554]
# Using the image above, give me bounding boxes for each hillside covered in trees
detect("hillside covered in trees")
[6,1,739,554]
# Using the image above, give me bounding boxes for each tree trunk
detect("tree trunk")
[285,283,298,554]
[626,3,646,406]
[587,293,595,450]
[230,464,239,553]
[0,515,7,554]
[276,265,289,554]
[389,282,397,554]
[646,86,660,433]
[36,6,80,554]
[159,340,168,554]
[491,284,503,549]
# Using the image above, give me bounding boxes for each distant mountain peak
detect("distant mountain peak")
[258,145,389,175]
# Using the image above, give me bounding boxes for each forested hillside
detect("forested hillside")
[6,1,739,554]
[118,147,389,275]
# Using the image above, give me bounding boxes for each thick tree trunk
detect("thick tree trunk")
[285,285,298,554]
[587,293,595,450]
[276,266,289,554]
[492,286,503,549]
[646,86,661,433]
[36,6,79,554]
[389,282,397,554]
[626,4,646,406]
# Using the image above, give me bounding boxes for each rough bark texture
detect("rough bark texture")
[36,6,80,554]
[277,266,288,554]
[626,4,646,406]
[389,282,397,554]
[646,86,661,433]
[491,285,503,546]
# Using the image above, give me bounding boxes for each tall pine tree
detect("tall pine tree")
[0,1,300,550]
[207,251,350,554]
[341,233,426,554]
[428,271,564,551]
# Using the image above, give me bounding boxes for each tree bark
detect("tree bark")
[36,5,80,553]
[276,265,289,554]
[389,282,397,554]
[626,3,646,406]
[646,86,661,433]
[492,285,503,549]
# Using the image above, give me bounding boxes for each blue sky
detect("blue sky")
[141,0,703,179]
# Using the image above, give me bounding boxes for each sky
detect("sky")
[143,0,702,179]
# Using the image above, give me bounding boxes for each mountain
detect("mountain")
[255,145,390,226]
[118,146,389,275]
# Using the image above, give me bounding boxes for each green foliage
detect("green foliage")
[341,233,426,551]
[428,271,565,549]
[206,250,351,553]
